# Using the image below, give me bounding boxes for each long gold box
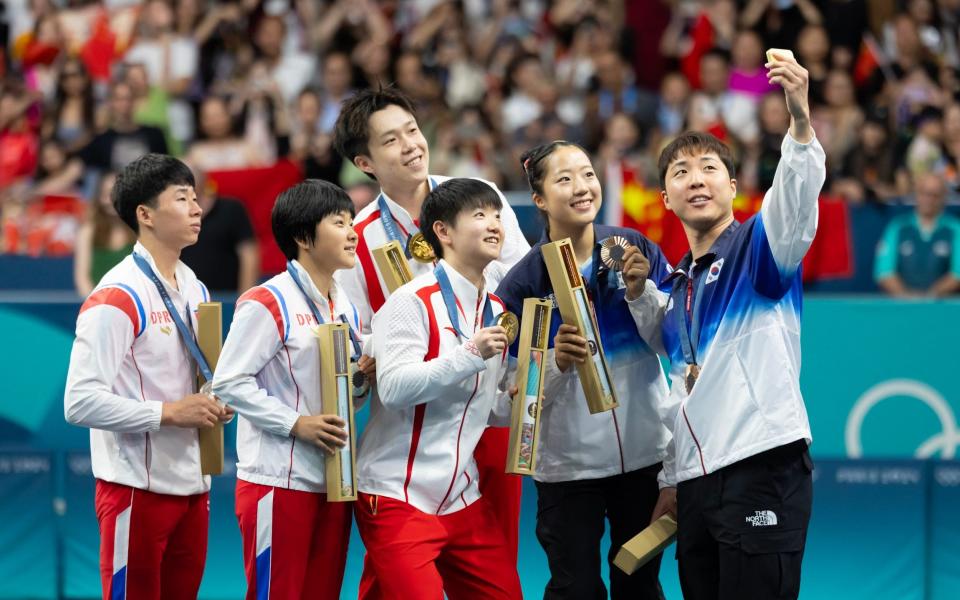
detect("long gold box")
[197,302,224,476]
[506,298,552,475]
[315,323,358,502]
[613,515,678,574]
[540,238,618,413]
[371,240,414,294]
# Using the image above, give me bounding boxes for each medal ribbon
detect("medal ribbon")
[286,262,362,360]
[376,178,437,259]
[434,263,494,340]
[673,265,707,366]
[133,253,212,381]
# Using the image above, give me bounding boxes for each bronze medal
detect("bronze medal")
[600,235,632,271]
[495,311,520,345]
[407,232,436,263]
[684,363,700,395]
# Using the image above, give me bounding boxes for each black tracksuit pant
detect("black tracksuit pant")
[676,440,814,600]
[534,463,665,600]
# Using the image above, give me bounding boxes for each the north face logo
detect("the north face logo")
[746,510,778,527]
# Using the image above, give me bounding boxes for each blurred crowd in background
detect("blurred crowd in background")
[1,0,959,296]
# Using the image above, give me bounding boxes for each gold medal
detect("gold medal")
[600,236,632,271]
[495,311,520,345]
[407,232,436,263]
[684,363,700,395]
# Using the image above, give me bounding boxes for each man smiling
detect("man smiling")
[333,87,529,562]
[628,52,826,599]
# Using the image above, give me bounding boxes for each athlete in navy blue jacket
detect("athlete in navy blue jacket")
[496,141,674,600]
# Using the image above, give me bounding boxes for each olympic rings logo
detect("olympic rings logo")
[845,379,959,459]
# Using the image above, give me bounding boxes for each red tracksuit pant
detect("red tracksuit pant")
[355,493,522,600]
[95,479,208,600]
[475,426,523,563]
[235,480,352,600]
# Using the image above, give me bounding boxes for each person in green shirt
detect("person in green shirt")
[875,173,960,297]
[74,173,136,296]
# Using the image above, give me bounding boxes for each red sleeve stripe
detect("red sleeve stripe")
[80,286,144,337]
[402,282,441,502]
[238,286,287,342]
[414,283,441,361]
[355,210,387,313]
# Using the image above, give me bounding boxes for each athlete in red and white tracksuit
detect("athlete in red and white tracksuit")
[64,243,212,600]
[212,260,364,600]
[336,175,528,558]
[355,261,521,599]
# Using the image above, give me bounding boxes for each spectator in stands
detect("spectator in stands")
[942,102,960,194]
[751,90,791,193]
[729,29,777,102]
[42,58,96,154]
[124,62,180,156]
[251,14,314,104]
[585,50,657,147]
[309,0,391,55]
[184,95,274,171]
[796,24,831,106]
[318,51,355,133]
[887,0,946,59]
[79,80,167,175]
[28,137,83,198]
[434,26,487,111]
[394,51,444,125]
[291,88,343,185]
[659,0,737,89]
[905,105,945,178]
[869,14,942,129]
[875,173,960,297]
[355,40,391,89]
[502,53,547,133]
[18,10,64,100]
[0,81,41,190]
[811,70,864,170]
[596,111,658,188]
[179,166,258,293]
[739,0,822,51]
[689,47,758,144]
[655,71,691,140]
[190,0,252,94]
[124,0,197,146]
[73,172,134,296]
[834,112,902,203]
[431,109,503,185]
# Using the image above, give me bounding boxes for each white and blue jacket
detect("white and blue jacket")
[496,225,675,482]
[628,133,826,486]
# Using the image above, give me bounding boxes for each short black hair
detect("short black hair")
[332,86,418,180]
[112,153,195,233]
[701,47,731,65]
[657,131,736,189]
[271,179,355,261]
[420,178,502,259]
[519,140,589,196]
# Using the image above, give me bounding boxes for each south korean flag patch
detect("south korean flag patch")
[705,258,724,285]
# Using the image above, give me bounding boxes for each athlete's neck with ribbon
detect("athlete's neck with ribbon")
[134,240,181,290]
[434,261,494,340]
